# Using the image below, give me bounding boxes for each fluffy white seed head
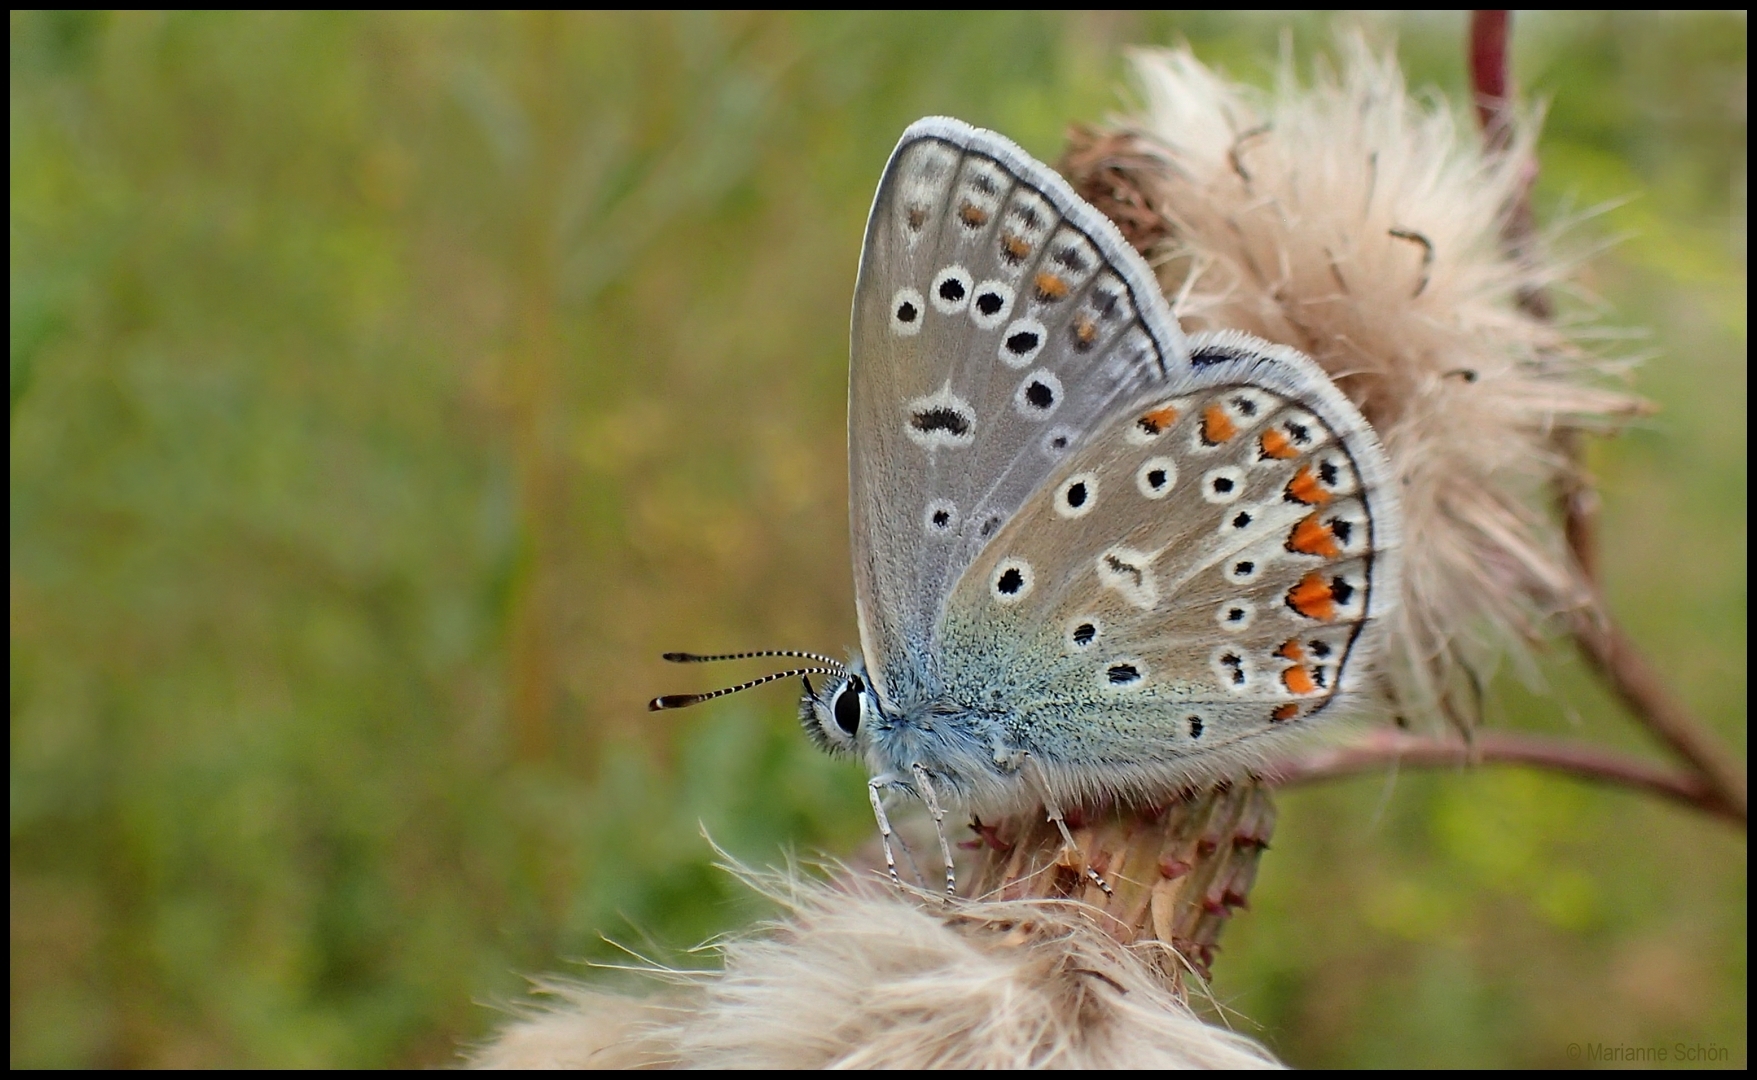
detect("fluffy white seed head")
[1106,38,1644,724]
[469,865,1282,1069]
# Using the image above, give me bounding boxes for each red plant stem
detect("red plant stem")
[1468,8,1748,827]
[1266,730,1744,828]
[1471,9,1549,319]
[1469,10,1513,150]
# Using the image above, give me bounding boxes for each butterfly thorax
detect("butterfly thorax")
[799,652,1024,805]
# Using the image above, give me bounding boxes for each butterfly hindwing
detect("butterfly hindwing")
[849,118,1190,711]
[937,332,1400,800]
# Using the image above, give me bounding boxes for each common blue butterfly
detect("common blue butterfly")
[654,118,1399,893]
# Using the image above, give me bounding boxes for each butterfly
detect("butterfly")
[653,117,1399,894]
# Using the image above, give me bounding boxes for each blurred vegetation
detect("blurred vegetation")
[10,10,1745,1068]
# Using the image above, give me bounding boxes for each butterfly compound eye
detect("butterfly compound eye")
[833,676,864,736]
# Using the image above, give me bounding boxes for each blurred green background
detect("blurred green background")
[10,10,1745,1068]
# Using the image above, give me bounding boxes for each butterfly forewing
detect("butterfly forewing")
[850,118,1190,710]
[936,334,1398,797]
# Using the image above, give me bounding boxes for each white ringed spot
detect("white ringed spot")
[890,287,925,336]
[1013,369,1062,419]
[1202,466,1247,504]
[1135,457,1177,499]
[1054,472,1098,519]
[1066,617,1101,650]
[923,498,958,536]
[969,280,1015,330]
[929,265,974,315]
[997,317,1047,368]
[1224,553,1266,585]
[1040,425,1080,459]
[1219,503,1259,536]
[1217,599,1257,631]
[990,557,1034,604]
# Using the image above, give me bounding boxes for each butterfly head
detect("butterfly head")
[798,655,876,757]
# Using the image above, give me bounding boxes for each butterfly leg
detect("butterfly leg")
[910,763,957,898]
[1047,806,1113,897]
[866,775,904,888]
[889,797,933,889]
[1024,756,1114,897]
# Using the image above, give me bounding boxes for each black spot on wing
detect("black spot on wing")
[1107,663,1141,685]
[911,407,969,437]
[1103,552,1143,586]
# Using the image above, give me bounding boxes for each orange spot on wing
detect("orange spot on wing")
[906,205,928,229]
[1287,514,1341,557]
[1286,463,1331,505]
[1275,639,1306,662]
[1271,703,1300,722]
[1034,271,1069,301]
[1286,572,1336,620]
[1259,428,1299,459]
[1282,665,1318,695]
[1073,314,1099,347]
[1001,232,1032,261]
[1201,402,1237,444]
[1138,405,1179,434]
[959,201,989,227]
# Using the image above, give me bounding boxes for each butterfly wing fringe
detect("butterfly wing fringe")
[1104,35,1646,728]
[469,860,1282,1069]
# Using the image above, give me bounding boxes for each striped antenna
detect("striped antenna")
[663,649,846,673]
[648,665,843,712]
